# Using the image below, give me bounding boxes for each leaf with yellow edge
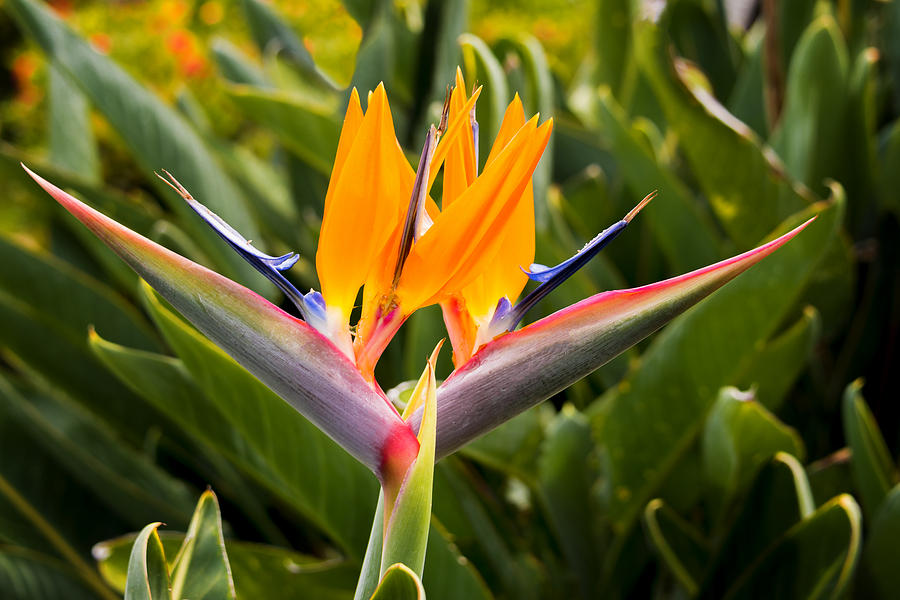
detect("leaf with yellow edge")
[382,344,441,578]
[371,563,426,600]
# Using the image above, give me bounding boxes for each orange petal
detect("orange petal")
[461,93,535,318]
[397,117,553,309]
[316,84,414,318]
[486,94,527,166]
[323,88,364,218]
[461,179,535,318]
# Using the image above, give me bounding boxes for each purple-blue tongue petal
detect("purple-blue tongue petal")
[157,171,327,328]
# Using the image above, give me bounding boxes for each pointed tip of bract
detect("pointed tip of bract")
[624,190,657,223]
[428,339,445,370]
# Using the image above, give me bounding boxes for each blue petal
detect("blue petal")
[158,171,321,325]
[496,219,630,332]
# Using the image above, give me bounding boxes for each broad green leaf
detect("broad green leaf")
[227,85,340,175]
[594,89,723,272]
[383,350,439,577]
[589,197,839,535]
[537,406,602,599]
[87,331,291,545]
[858,484,900,599]
[371,563,425,600]
[459,34,509,164]
[350,2,417,117]
[124,524,171,600]
[140,284,377,556]
[0,236,158,352]
[0,287,161,443]
[726,23,766,137]
[502,36,554,228]
[460,405,549,481]
[432,460,538,600]
[642,499,709,596]
[700,453,816,596]
[840,47,879,227]
[721,495,861,600]
[842,379,897,519]
[702,387,805,513]
[770,15,848,196]
[47,62,98,181]
[6,0,266,288]
[0,377,134,562]
[210,38,270,87]
[592,0,631,96]
[0,548,100,600]
[734,306,820,411]
[97,534,357,600]
[664,0,738,99]
[433,0,468,88]
[634,17,812,249]
[421,521,492,600]
[240,0,338,90]
[0,372,195,530]
[424,204,827,460]
[169,491,235,600]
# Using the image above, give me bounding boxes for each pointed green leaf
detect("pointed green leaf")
[96,533,358,600]
[371,563,425,600]
[702,387,805,514]
[125,524,171,600]
[842,379,897,519]
[169,491,235,600]
[721,495,861,600]
[770,15,849,195]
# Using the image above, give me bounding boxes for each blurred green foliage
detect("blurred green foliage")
[0,0,898,598]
